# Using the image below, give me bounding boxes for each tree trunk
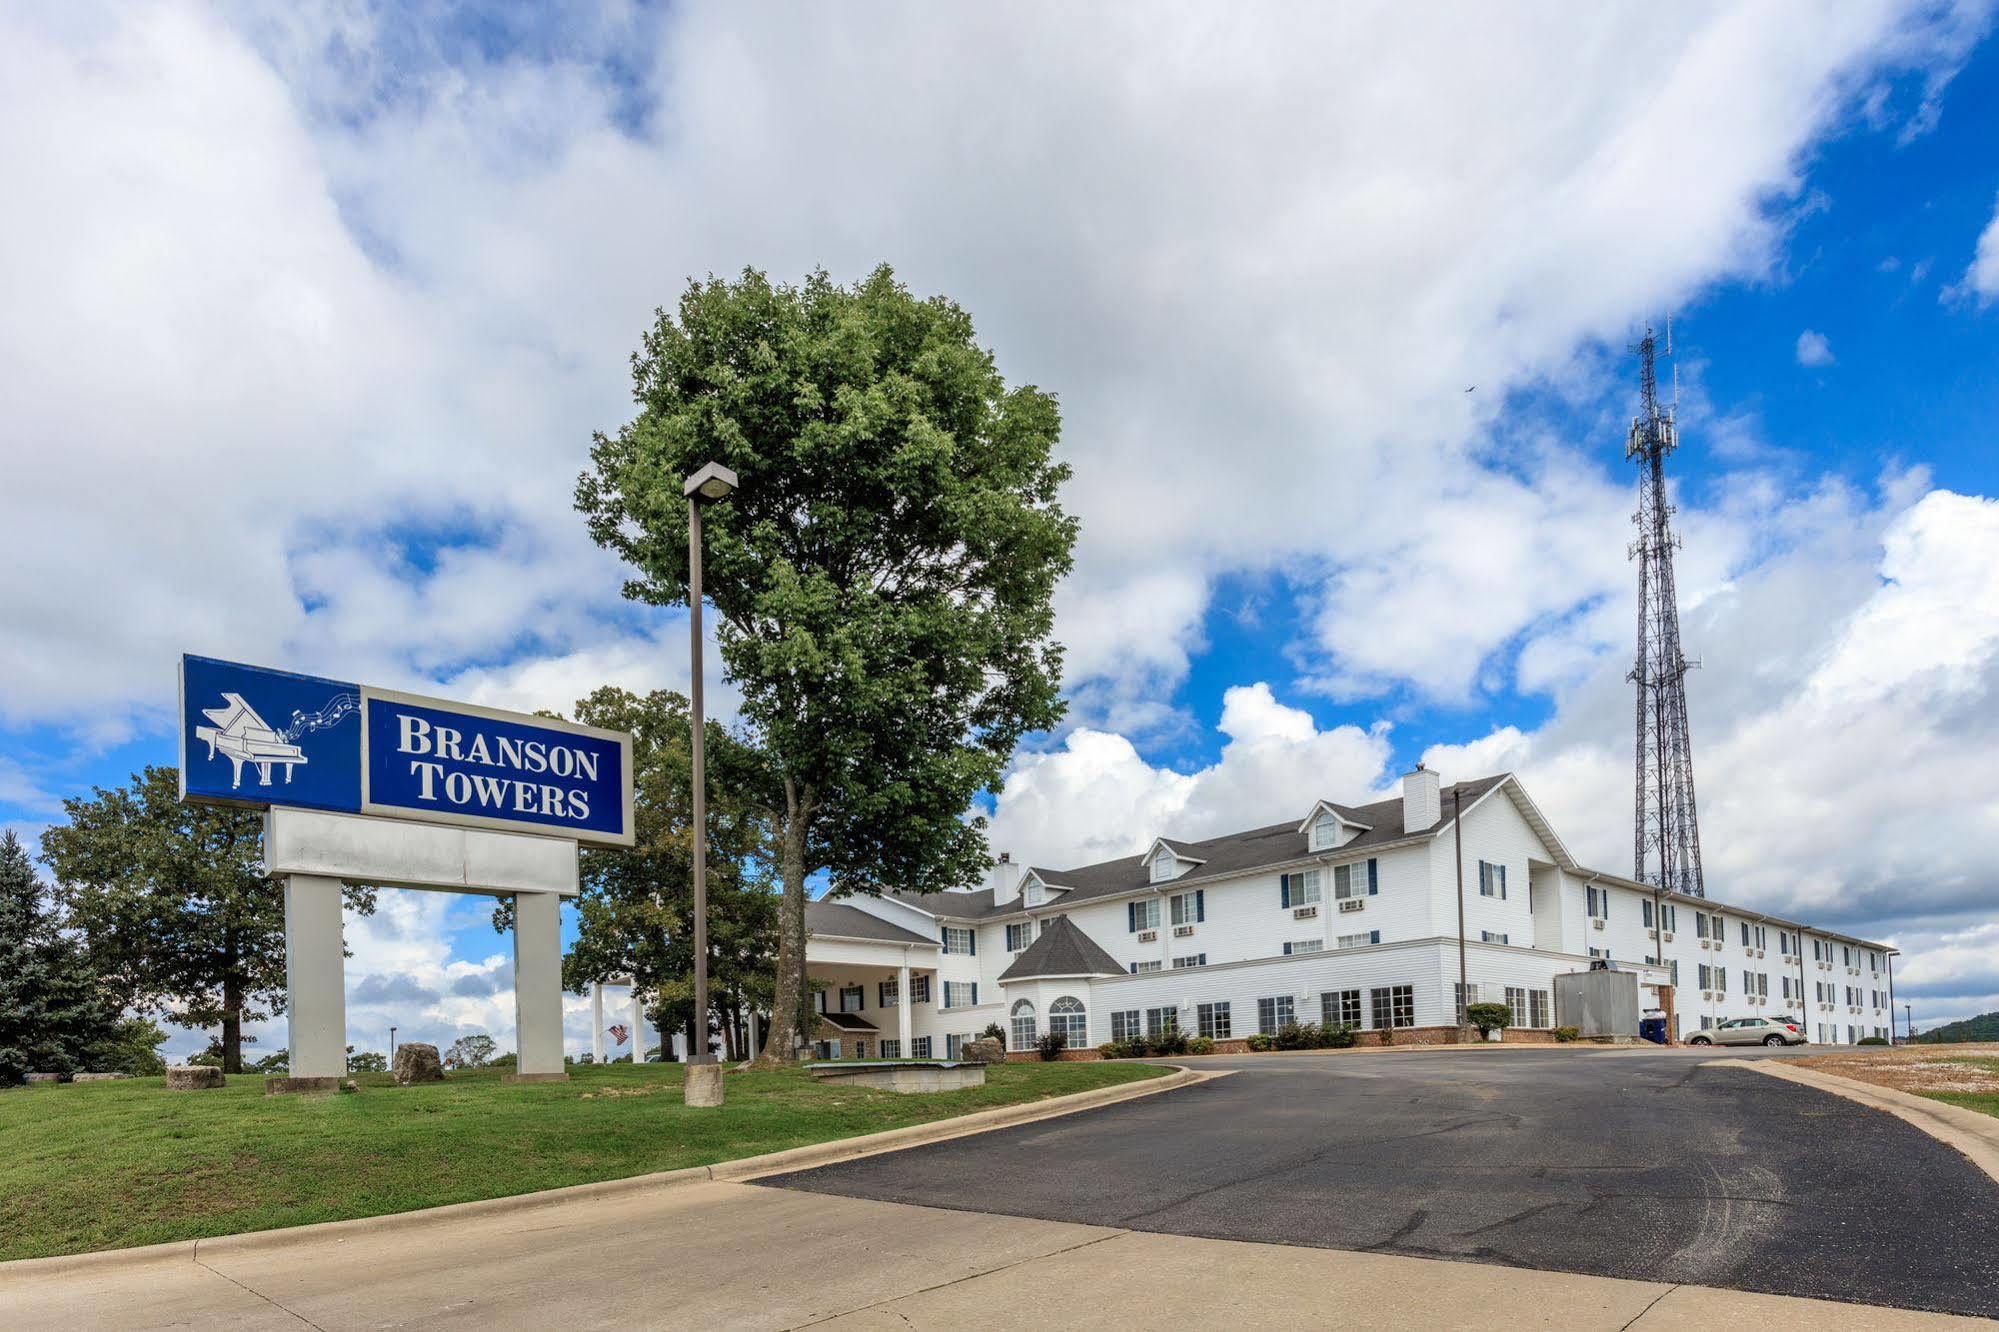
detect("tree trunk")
[753,781,811,1067]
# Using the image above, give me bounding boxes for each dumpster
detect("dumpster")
[1639,1009,1668,1045]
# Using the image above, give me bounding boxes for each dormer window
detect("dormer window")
[1023,879,1045,907]
[1311,813,1341,852]
[1149,849,1179,883]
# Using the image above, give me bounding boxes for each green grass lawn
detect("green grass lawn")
[0,1060,1162,1261]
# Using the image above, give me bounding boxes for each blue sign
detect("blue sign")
[178,656,633,846]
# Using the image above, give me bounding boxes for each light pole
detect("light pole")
[389,1026,397,1064]
[683,461,737,1109]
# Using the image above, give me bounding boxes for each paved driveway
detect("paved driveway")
[760,1048,1999,1319]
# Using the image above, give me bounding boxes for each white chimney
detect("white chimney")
[988,851,1024,905]
[1402,764,1441,834]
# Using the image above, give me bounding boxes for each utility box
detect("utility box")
[1554,968,1640,1038]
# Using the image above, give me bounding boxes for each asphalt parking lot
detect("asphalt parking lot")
[760,1047,1999,1318]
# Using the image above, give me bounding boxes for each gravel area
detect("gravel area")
[1792,1043,1999,1095]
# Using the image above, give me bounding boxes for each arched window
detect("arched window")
[1048,995,1087,1046]
[1010,999,1037,1051]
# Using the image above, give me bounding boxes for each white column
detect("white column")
[748,1010,761,1059]
[512,892,566,1078]
[591,982,604,1065]
[630,983,643,1063]
[284,874,348,1080]
[897,962,913,1057]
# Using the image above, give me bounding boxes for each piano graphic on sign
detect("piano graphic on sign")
[194,690,357,790]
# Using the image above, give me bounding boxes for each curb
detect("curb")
[1,1063,1220,1278]
[1727,1059,1999,1187]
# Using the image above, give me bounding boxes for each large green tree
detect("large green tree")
[578,265,1074,1065]
[41,766,376,1073]
[0,830,119,1085]
[554,686,779,1061]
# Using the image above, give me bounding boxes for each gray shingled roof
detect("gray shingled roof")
[887,776,1510,922]
[817,1011,878,1032]
[997,914,1128,981]
[804,900,938,947]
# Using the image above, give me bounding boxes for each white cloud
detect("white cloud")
[1958,190,1999,306]
[1795,329,1835,366]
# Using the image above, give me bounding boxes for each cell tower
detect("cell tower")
[1626,321,1705,897]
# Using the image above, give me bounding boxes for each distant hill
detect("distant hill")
[1915,1011,1999,1043]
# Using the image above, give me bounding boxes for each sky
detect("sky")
[4,1,1999,1059]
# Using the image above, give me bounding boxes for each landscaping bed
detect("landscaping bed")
[0,1059,1162,1261]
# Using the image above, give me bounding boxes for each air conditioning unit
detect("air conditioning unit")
[1138,930,1157,943]
[1661,931,1674,942]
[1699,939,1711,949]
[1173,925,1195,938]
[1338,900,1364,914]
[1591,918,1605,930]
[1293,905,1319,920]
[1702,991,1713,1001]
[1754,949,1764,958]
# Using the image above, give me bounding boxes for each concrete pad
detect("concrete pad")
[0,1255,292,1330]
[812,1229,1672,1331]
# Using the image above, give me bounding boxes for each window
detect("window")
[1037,914,1064,938]
[1112,1010,1141,1042]
[910,975,930,1004]
[1311,812,1341,850]
[1281,869,1322,907]
[1172,954,1207,968]
[1454,981,1479,1022]
[1529,990,1550,1028]
[1022,880,1045,907]
[1283,939,1324,955]
[1642,898,1653,928]
[1588,946,1608,960]
[1714,967,1727,995]
[942,926,975,956]
[1713,916,1727,944]
[840,985,865,1013]
[1145,1006,1178,1037]
[1006,922,1032,952]
[1480,930,1509,945]
[945,1033,963,1059]
[1332,860,1376,900]
[1753,925,1767,950]
[1661,903,1677,931]
[880,1039,901,1059]
[1478,859,1507,898]
[1150,849,1179,883]
[1048,996,1087,1045]
[1695,911,1709,939]
[1129,960,1162,973]
[852,1039,868,1059]
[1587,886,1608,920]
[878,979,899,1008]
[1009,999,1037,1051]
[1170,890,1205,926]
[1323,989,1363,1029]
[1740,921,1751,947]
[1336,930,1380,948]
[1505,986,1527,1024]
[1129,898,1162,932]
[912,1037,931,1058]
[943,981,978,1009]
[1198,1001,1232,1039]
[1370,985,1415,1029]
[1258,996,1295,1033]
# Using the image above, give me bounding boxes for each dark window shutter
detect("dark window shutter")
[1367,859,1378,895]
[1128,902,1138,932]
[969,928,976,956]
[1370,930,1381,945]
[1280,874,1292,908]
[970,983,978,1005]
[1283,942,1293,956]
[1196,889,1205,922]
[1500,865,1508,900]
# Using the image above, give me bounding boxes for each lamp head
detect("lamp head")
[683,462,739,502]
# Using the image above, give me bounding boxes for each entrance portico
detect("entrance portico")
[803,903,942,1058]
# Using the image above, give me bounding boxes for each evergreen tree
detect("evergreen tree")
[41,766,376,1073]
[0,830,118,1085]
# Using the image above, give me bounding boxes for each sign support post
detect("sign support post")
[283,874,349,1086]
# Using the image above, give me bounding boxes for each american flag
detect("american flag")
[608,1023,630,1045]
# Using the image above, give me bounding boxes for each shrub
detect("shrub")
[1246,1033,1274,1052]
[1324,1024,1357,1050]
[1150,1026,1191,1056]
[1036,1030,1068,1061]
[980,1022,1005,1042]
[1378,1024,1395,1047]
[1465,1002,1512,1039]
[1272,1021,1317,1051]
[1186,1036,1214,1055]
[1552,1026,1580,1043]
[1857,1035,1890,1046]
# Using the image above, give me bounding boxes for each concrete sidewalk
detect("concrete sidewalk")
[2,1179,1986,1330]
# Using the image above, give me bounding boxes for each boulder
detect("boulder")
[73,1072,132,1082]
[24,1072,62,1083]
[963,1038,1006,1065]
[166,1065,224,1090]
[391,1042,444,1085]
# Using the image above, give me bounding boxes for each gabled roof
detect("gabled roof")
[884,774,1514,921]
[804,900,939,947]
[1295,799,1373,835]
[997,915,1127,982]
[817,1011,878,1032]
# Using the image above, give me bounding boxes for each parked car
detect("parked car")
[1686,1016,1806,1047]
